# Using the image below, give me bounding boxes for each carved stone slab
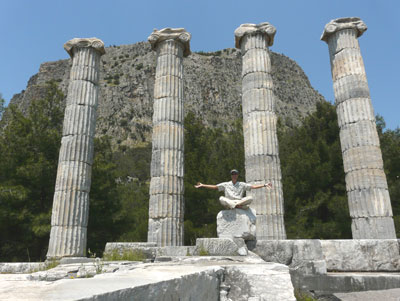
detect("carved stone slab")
[321,17,367,42]
[234,22,276,48]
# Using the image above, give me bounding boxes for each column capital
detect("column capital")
[64,38,105,57]
[234,22,276,48]
[148,28,191,57]
[321,17,367,43]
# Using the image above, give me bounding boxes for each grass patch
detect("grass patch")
[294,289,316,301]
[103,249,146,261]
[197,245,209,256]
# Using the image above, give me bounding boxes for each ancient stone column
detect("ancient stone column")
[147,28,191,246]
[321,17,396,238]
[235,23,286,240]
[47,38,105,259]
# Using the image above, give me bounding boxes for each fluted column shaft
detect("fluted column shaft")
[322,18,396,238]
[47,38,105,259]
[147,28,191,246]
[235,23,286,240]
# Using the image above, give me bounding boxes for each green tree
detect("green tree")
[0,94,5,120]
[376,117,400,237]
[278,101,351,239]
[0,81,64,261]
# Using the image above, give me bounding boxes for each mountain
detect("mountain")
[8,41,325,147]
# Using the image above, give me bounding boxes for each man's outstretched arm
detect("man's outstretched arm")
[195,182,218,190]
[251,183,272,190]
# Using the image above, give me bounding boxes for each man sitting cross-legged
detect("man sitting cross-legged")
[194,169,272,210]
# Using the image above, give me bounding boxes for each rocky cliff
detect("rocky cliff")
[9,41,325,147]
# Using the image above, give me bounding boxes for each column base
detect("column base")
[147,217,183,247]
[47,225,87,259]
[351,217,396,239]
[256,214,286,240]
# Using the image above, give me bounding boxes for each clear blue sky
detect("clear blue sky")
[1,0,399,129]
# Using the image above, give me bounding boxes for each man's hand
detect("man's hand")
[265,182,272,189]
[194,182,203,189]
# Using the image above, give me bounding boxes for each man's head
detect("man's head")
[230,169,239,183]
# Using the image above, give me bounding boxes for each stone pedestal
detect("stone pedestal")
[234,23,286,240]
[147,28,191,246]
[321,17,396,238]
[217,208,256,241]
[47,38,105,259]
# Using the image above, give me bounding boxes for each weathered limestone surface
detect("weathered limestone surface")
[222,264,296,301]
[47,38,105,259]
[147,28,191,246]
[0,259,296,301]
[252,239,400,272]
[321,239,400,271]
[104,242,158,259]
[217,208,256,240]
[195,238,248,256]
[321,17,396,239]
[235,22,286,240]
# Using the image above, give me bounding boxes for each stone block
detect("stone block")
[156,246,196,257]
[58,134,94,165]
[150,149,184,177]
[326,27,359,56]
[47,225,87,258]
[242,48,271,76]
[336,97,374,128]
[331,47,365,81]
[59,257,95,264]
[149,175,184,195]
[152,97,183,123]
[195,238,248,256]
[223,263,296,301]
[154,75,183,99]
[155,54,183,79]
[291,260,327,276]
[242,88,275,115]
[245,155,282,182]
[339,120,380,151]
[242,72,273,92]
[342,145,384,173]
[55,161,92,192]
[66,80,98,107]
[345,168,388,191]
[151,122,184,150]
[0,262,46,274]
[351,217,397,239]
[155,38,185,57]
[333,73,370,104]
[147,217,183,246]
[104,242,158,260]
[62,104,97,137]
[347,187,392,217]
[69,65,99,83]
[253,240,294,265]
[148,194,184,218]
[50,191,89,226]
[254,214,286,240]
[250,183,284,215]
[292,240,324,266]
[217,208,256,241]
[321,239,400,271]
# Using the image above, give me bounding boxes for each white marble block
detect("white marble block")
[217,208,256,241]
